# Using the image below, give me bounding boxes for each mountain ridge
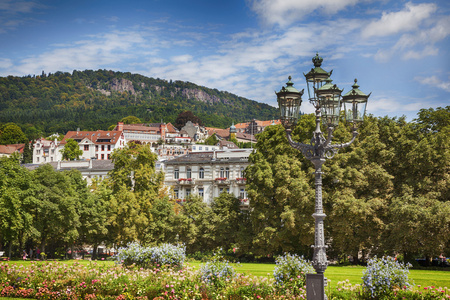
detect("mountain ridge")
[0,69,278,137]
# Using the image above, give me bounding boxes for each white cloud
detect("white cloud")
[0,0,40,14]
[415,75,450,92]
[368,95,425,114]
[11,30,147,75]
[0,58,12,69]
[362,2,436,38]
[403,46,438,60]
[249,0,359,27]
[171,54,193,63]
[393,17,450,50]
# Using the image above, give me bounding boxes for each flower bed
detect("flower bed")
[0,258,449,299]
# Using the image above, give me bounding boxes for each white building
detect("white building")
[163,149,252,206]
[60,129,126,161]
[33,138,61,164]
[112,122,179,146]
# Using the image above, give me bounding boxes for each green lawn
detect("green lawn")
[2,259,449,289]
[189,261,449,289]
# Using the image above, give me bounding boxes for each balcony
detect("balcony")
[240,198,249,207]
[215,177,230,185]
[235,178,247,184]
[177,178,195,185]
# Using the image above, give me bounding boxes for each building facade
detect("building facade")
[33,138,61,164]
[163,149,252,206]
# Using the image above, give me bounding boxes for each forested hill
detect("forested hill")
[0,70,278,136]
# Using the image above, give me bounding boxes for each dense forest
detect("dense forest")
[0,70,278,138]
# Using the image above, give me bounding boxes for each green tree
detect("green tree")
[21,141,33,164]
[60,138,83,160]
[204,133,219,145]
[107,142,165,245]
[210,192,243,251]
[121,115,142,124]
[31,164,81,254]
[174,110,203,130]
[175,195,214,253]
[0,123,27,145]
[245,124,314,256]
[0,155,35,258]
[325,116,393,263]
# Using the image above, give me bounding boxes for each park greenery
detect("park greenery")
[0,107,449,268]
[0,70,278,138]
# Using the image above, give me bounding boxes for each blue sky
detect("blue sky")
[0,0,449,120]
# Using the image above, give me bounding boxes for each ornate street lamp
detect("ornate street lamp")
[276,53,370,300]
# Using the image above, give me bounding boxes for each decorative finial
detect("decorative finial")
[312,53,323,67]
[352,78,360,89]
[286,76,294,86]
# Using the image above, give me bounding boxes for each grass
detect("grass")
[2,259,449,289]
[189,261,449,289]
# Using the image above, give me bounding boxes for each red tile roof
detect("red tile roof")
[61,130,124,145]
[0,144,25,154]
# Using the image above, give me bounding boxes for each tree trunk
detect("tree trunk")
[92,244,98,260]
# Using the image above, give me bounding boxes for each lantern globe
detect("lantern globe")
[276,76,304,129]
[304,53,332,103]
[342,79,371,124]
[316,77,343,126]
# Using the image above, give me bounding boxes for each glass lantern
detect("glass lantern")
[315,77,343,126]
[276,76,304,130]
[342,79,370,124]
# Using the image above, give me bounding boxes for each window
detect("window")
[108,145,111,151]
[174,189,179,199]
[199,167,204,179]
[225,167,230,179]
[107,154,111,159]
[199,146,202,151]
[187,167,191,179]
[84,145,89,151]
[174,168,179,179]
[186,189,191,198]
[220,167,224,178]
[240,188,246,199]
[240,167,245,178]
[198,188,204,198]
[36,150,40,154]
[96,145,98,151]
[101,154,105,160]
[51,149,55,154]
[36,157,39,162]
[101,145,105,151]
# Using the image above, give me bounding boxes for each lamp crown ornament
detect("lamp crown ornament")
[312,52,323,67]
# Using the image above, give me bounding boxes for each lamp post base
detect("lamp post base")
[306,273,326,300]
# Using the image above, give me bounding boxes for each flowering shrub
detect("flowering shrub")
[116,242,186,269]
[362,256,412,299]
[273,253,314,289]
[199,253,236,287]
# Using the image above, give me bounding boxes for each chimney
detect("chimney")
[117,122,124,132]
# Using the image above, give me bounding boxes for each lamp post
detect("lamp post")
[276,53,370,300]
